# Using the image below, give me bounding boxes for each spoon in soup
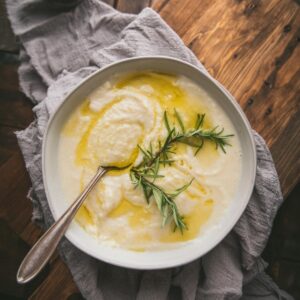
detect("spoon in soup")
[17,165,129,284]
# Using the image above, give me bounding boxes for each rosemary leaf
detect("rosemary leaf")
[163,111,171,133]
[195,113,205,129]
[153,188,163,211]
[174,109,185,133]
[129,110,233,233]
[171,179,194,197]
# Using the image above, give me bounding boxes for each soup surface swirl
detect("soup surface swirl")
[59,72,241,251]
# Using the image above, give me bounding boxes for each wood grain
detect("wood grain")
[102,0,116,7]
[151,0,170,12]
[116,0,151,13]
[0,57,81,299]
[153,0,300,197]
[29,259,80,300]
[263,184,300,299]
[0,0,18,52]
[0,219,50,299]
[0,0,299,298]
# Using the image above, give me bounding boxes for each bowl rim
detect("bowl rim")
[42,56,256,269]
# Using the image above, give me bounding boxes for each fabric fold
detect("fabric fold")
[6,0,292,299]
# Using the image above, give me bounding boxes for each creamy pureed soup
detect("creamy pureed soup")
[59,72,241,251]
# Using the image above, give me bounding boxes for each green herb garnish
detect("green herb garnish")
[129,110,233,232]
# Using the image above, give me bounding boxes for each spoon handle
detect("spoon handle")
[17,167,108,284]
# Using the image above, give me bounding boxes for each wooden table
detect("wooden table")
[0,0,299,299]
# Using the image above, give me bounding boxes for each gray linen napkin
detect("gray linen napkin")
[6,0,293,299]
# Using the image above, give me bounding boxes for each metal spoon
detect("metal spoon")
[17,165,127,284]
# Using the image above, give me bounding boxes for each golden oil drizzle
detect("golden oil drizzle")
[62,72,218,248]
[159,199,214,243]
[109,198,152,228]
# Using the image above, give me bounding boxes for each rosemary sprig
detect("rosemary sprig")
[130,169,192,232]
[137,111,233,169]
[129,110,233,232]
[163,110,234,155]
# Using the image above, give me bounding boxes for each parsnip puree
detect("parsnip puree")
[58,72,241,251]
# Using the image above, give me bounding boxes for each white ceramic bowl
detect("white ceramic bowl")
[43,56,256,269]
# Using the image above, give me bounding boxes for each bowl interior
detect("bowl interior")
[43,57,256,269]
